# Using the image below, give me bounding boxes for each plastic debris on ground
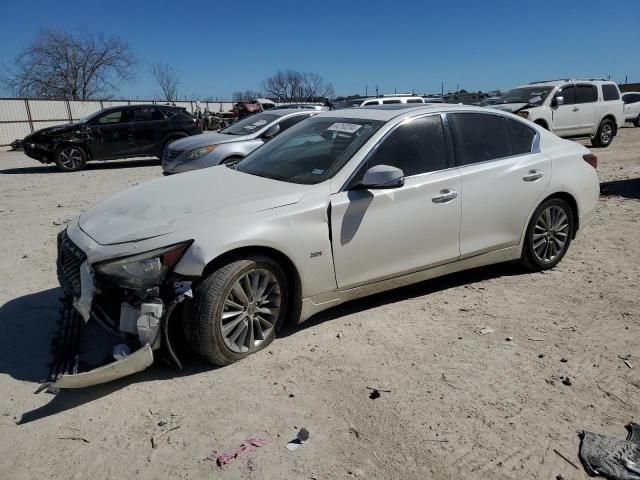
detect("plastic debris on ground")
[286,428,310,451]
[579,422,640,480]
[206,436,269,467]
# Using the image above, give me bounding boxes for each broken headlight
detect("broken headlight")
[94,241,191,289]
[182,145,217,161]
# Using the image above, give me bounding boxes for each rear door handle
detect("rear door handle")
[523,170,544,182]
[432,189,458,203]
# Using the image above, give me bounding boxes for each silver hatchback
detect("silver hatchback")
[162,109,320,174]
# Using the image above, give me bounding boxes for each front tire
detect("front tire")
[634,115,640,128]
[184,256,288,365]
[591,119,615,147]
[54,146,87,172]
[520,198,574,271]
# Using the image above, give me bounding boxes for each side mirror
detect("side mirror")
[357,165,405,190]
[262,123,280,139]
[552,96,564,107]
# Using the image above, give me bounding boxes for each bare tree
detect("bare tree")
[232,89,262,102]
[3,28,135,99]
[262,69,334,102]
[150,62,179,102]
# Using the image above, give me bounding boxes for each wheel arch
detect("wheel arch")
[523,191,580,243]
[533,119,549,130]
[599,114,618,135]
[200,245,303,325]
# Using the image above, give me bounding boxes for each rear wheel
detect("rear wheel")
[591,119,615,147]
[54,146,87,172]
[520,198,574,271]
[634,115,640,128]
[184,255,288,365]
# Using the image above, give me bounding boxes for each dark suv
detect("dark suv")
[22,104,202,171]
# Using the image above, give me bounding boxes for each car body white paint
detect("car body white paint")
[67,105,599,328]
[622,92,640,123]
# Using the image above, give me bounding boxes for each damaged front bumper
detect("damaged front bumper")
[43,227,193,391]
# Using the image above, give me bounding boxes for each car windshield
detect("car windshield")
[235,117,384,185]
[220,113,279,135]
[498,87,554,106]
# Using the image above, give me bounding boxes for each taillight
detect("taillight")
[583,153,597,169]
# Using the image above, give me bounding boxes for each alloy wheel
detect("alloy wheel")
[532,206,569,263]
[220,268,281,353]
[600,124,613,144]
[59,147,83,169]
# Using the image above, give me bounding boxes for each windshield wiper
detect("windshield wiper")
[241,169,272,180]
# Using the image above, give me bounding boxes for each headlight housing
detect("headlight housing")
[182,145,217,161]
[94,241,191,290]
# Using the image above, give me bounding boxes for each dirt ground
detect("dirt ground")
[0,127,638,480]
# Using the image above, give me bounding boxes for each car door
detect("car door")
[132,107,171,155]
[551,84,581,135]
[574,84,598,134]
[87,108,134,158]
[329,114,461,289]
[623,93,640,119]
[448,112,550,256]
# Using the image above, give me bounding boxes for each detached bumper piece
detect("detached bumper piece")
[36,298,154,393]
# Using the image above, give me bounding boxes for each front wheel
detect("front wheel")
[184,256,288,365]
[54,146,87,172]
[520,198,574,271]
[634,115,640,128]
[591,119,615,148]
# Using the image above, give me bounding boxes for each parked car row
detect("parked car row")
[52,102,600,388]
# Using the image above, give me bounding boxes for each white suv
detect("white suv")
[335,96,425,109]
[491,79,624,147]
[622,92,640,127]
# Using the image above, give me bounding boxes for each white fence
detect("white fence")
[0,98,234,146]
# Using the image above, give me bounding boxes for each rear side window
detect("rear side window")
[133,108,165,121]
[602,84,620,101]
[382,99,401,104]
[95,109,129,124]
[450,113,512,165]
[508,119,536,154]
[357,115,448,178]
[575,85,597,104]
[555,85,575,105]
[406,98,424,103]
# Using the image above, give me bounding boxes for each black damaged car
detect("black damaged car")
[22,104,203,171]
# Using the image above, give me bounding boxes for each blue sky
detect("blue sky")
[1,0,638,100]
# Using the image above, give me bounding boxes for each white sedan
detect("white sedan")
[54,104,599,387]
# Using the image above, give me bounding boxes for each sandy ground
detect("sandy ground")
[0,127,638,480]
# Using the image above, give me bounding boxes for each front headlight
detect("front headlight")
[182,145,217,161]
[94,241,191,289]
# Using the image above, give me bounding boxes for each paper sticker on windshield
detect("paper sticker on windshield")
[312,168,324,175]
[327,122,361,134]
[243,125,257,131]
[252,119,268,127]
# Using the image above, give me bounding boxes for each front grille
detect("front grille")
[57,230,87,298]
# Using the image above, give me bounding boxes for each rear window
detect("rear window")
[575,85,597,104]
[133,108,165,121]
[450,113,512,165]
[602,84,620,101]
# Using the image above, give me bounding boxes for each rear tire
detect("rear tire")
[184,255,288,366]
[520,198,574,271]
[54,146,87,172]
[591,119,615,147]
[634,115,640,128]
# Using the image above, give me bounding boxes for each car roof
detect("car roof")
[315,104,500,122]
[263,108,321,116]
[521,79,618,88]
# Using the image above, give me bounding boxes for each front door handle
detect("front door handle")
[573,106,580,112]
[432,189,459,203]
[523,170,544,182]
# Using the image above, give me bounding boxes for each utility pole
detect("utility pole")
[365,85,368,97]
[376,85,379,96]
[441,81,444,96]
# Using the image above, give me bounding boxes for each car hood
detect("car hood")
[169,131,253,151]
[489,103,530,113]
[26,122,83,139]
[78,166,307,245]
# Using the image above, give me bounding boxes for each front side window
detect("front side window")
[220,113,279,135]
[362,100,379,106]
[602,84,620,101]
[276,114,313,132]
[450,113,512,165]
[352,115,448,183]
[235,117,383,185]
[575,85,598,104]
[94,109,129,125]
[555,85,576,105]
